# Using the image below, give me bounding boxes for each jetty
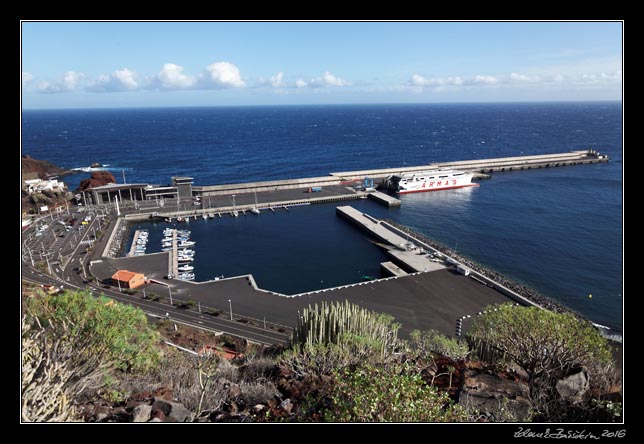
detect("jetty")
[330,149,608,182]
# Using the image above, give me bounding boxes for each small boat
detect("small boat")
[208,213,215,219]
[250,207,260,215]
[177,256,194,262]
[176,217,184,223]
[202,214,207,220]
[178,273,195,280]
[178,264,194,271]
[178,240,195,247]
[231,211,239,217]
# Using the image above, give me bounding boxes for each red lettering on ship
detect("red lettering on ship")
[437,181,442,186]
[452,179,457,185]
[422,182,426,188]
[429,182,434,187]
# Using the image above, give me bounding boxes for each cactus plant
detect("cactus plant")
[292,300,400,358]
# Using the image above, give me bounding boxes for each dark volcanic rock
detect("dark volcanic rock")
[151,399,194,423]
[459,369,531,421]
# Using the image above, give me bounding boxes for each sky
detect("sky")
[21,21,623,109]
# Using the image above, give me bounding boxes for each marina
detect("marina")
[59,147,619,340]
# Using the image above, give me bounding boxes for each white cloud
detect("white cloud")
[155,63,196,90]
[88,68,139,92]
[37,71,84,93]
[580,70,622,83]
[22,72,34,87]
[256,72,286,88]
[409,74,463,87]
[270,72,284,88]
[295,78,308,88]
[509,72,541,83]
[201,61,246,88]
[471,75,498,85]
[309,71,349,87]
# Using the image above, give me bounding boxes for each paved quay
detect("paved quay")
[91,252,510,337]
[177,185,363,216]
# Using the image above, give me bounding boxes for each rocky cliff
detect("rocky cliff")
[77,171,117,192]
[21,155,69,179]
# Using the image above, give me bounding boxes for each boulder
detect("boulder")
[556,368,589,404]
[151,399,194,423]
[131,404,152,423]
[279,398,293,414]
[459,369,531,421]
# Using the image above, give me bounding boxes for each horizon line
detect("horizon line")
[21,99,622,112]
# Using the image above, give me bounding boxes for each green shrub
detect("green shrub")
[409,329,469,360]
[206,308,222,317]
[468,303,615,421]
[25,290,161,373]
[322,362,467,422]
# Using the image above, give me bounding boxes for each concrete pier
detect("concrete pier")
[380,261,408,277]
[336,206,447,273]
[368,191,401,207]
[387,249,447,273]
[127,230,142,257]
[330,150,608,181]
[171,229,178,277]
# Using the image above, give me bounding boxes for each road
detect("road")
[21,211,292,347]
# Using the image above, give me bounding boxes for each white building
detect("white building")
[24,178,66,194]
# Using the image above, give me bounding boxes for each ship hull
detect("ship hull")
[395,170,478,194]
[398,183,479,194]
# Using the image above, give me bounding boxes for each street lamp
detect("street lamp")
[169,286,173,306]
[228,299,233,320]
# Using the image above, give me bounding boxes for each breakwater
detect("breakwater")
[382,218,583,317]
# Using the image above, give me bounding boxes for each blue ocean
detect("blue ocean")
[21,103,623,331]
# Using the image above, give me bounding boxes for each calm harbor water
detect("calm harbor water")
[22,102,623,330]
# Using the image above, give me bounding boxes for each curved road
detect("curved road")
[21,258,291,347]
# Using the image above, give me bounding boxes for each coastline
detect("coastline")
[382,218,622,341]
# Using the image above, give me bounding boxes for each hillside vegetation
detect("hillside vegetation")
[21,290,621,423]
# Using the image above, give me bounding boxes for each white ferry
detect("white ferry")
[392,169,478,194]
